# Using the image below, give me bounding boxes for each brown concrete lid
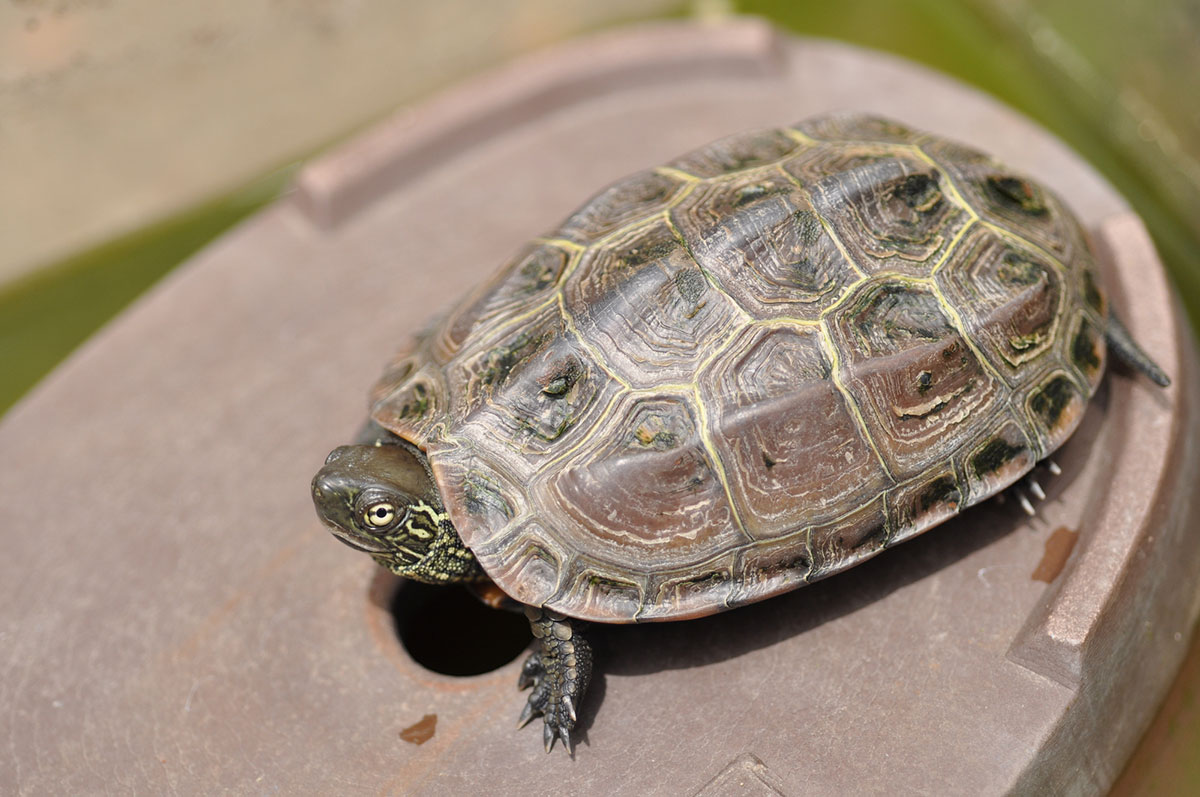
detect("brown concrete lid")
[2,19,1197,795]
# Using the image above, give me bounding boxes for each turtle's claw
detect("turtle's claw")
[516,696,537,729]
[519,607,593,755]
[517,651,542,691]
[539,712,574,754]
[556,720,574,755]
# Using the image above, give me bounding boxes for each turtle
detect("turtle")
[311,112,1169,754]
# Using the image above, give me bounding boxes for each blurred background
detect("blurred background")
[1,1,1196,790]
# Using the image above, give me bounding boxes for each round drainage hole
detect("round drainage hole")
[390,579,532,676]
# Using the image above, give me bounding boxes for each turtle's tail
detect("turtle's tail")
[1107,312,1170,387]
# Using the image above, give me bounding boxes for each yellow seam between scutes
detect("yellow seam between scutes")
[532,236,587,253]
[908,144,1077,279]
[654,165,701,183]
[690,384,750,541]
[529,386,626,476]
[816,320,896,483]
[776,165,869,281]
[928,218,978,276]
[554,239,587,283]
[978,220,1073,275]
[555,292,631,391]
[907,145,981,223]
[582,183,701,254]
[782,127,820,146]
[751,314,823,332]
[661,205,755,327]
[478,295,560,341]
[925,279,1007,386]
[971,221,1089,377]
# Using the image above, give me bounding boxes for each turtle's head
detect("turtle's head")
[311,444,479,583]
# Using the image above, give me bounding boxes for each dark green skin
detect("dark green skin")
[311,426,591,754]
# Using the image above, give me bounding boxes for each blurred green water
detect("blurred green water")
[0,172,290,415]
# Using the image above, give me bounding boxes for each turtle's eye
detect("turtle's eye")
[363,502,397,528]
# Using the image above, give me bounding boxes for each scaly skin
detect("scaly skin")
[519,607,593,754]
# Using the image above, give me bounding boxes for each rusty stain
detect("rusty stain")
[400,714,437,745]
[1032,526,1079,583]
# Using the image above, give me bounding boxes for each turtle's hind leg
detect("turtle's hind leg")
[1107,312,1170,387]
[518,607,593,754]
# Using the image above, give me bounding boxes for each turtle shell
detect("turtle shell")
[370,113,1108,623]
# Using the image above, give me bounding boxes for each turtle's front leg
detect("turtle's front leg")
[518,606,592,754]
